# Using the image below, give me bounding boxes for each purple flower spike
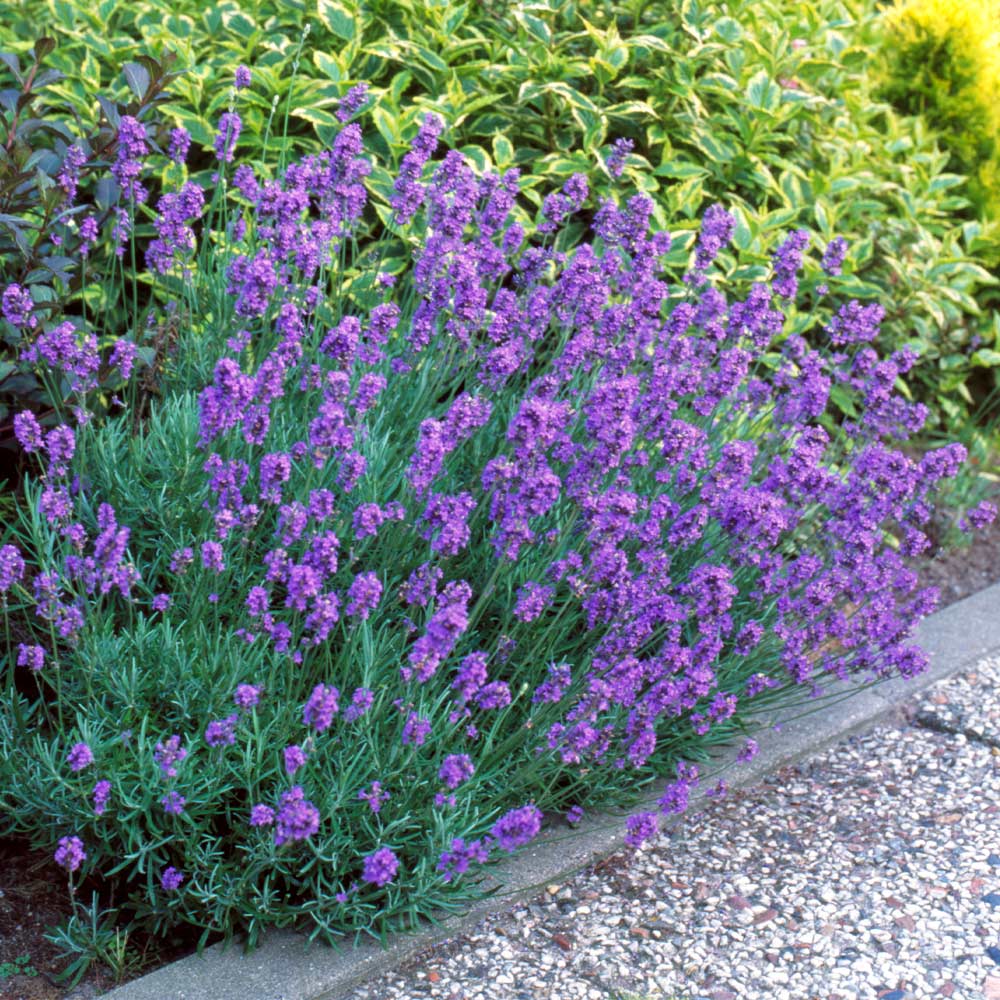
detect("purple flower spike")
[234,683,263,710]
[161,866,185,891]
[250,803,275,827]
[66,742,94,772]
[438,753,475,789]
[16,644,45,672]
[12,412,43,454]
[337,83,369,122]
[3,283,34,326]
[154,735,187,778]
[214,111,242,163]
[234,65,252,89]
[161,791,186,815]
[606,137,634,178]
[93,780,112,817]
[167,127,191,164]
[303,683,340,731]
[491,804,542,852]
[362,846,399,887]
[284,744,308,776]
[205,714,239,748]
[0,544,25,591]
[55,836,86,873]
[436,837,489,881]
[274,786,320,846]
[625,811,659,849]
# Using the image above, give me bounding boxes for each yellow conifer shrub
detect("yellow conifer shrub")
[880,0,1000,219]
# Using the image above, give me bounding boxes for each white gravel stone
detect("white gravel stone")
[345,660,1000,1000]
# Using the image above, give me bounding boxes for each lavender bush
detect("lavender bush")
[0,82,994,951]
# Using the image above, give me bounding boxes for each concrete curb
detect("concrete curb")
[100,581,1000,1000]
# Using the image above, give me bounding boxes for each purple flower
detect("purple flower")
[66,742,94,772]
[2,283,33,327]
[245,585,270,617]
[491,803,542,852]
[345,571,382,619]
[475,681,511,711]
[438,753,475,789]
[452,651,488,701]
[404,580,472,682]
[169,547,194,574]
[112,115,149,203]
[532,663,571,704]
[303,683,340,731]
[399,562,443,607]
[284,744,308,776]
[12,412,43,453]
[234,683,263,710]
[205,714,239,748]
[337,83,369,122]
[960,500,997,532]
[161,791,186,815]
[274,786,320,846]
[161,866,185,891]
[361,846,399,887]
[513,581,554,623]
[625,811,659,849]
[691,202,735,275]
[771,229,810,299]
[234,65,252,89]
[402,712,431,746]
[821,236,848,276]
[78,215,99,256]
[214,111,242,163]
[16,644,45,672]
[421,492,476,556]
[250,804,275,827]
[151,593,171,612]
[146,182,205,274]
[93,780,112,817]
[44,425,76,477]
[437,837,489,881]
[392,113,444,225]
[55,836,86,873]
[358,781,390,813]
[201,541,225,573]
[154,735,187,778]
[167,127,191,164]
[57,143,87,203]
[343,687,374,722]
[540,172,588,234]
[566,805,584,825]
[606,137,634,178]
[0,544,25,591]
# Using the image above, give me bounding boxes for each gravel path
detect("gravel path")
[347,658,1000,1000]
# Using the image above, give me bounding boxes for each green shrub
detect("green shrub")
[0,38,178,437]
[1,0,998,434]
[1,86,987,954]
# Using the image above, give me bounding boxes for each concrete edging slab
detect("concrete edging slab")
[100,580,1000,1000]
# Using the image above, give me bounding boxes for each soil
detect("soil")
[1,514,999,1000]
[0,842,115,1000]
[912,512,1000,607]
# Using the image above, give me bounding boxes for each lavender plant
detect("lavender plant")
[0,85,993,951]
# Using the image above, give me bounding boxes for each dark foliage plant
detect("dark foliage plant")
[0,72,994,957]
[0,37,179,447]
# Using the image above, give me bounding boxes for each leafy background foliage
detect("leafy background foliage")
[1,0,999,442]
